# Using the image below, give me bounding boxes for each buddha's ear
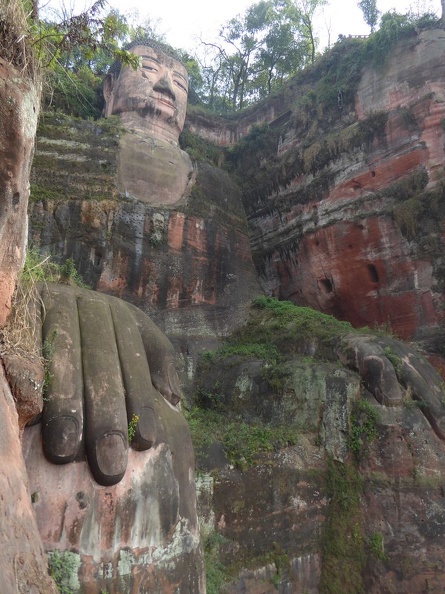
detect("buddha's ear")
[103,74,116,117]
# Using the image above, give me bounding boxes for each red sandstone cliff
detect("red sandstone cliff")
[220,29,445,344]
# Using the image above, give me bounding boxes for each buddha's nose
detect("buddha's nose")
[153,76,176,102]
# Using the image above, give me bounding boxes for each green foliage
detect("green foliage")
[266,542,291,587]
[348,399,380,460]
[368,532,387,561]
[201,528,229,594]
[43,63,103,119]
[184,407,298,469]
[247,296,354,355]
[197,0,325,113]
[363,10,439,68]
[60,258,90,288]
[127,413,139,442]
[0,0,37,78]
[21,249,61,284]
[226,123,280,173]
[33,2,139,71]
[388,169,445,241]
[30,183,61,202]
[21,249,89,288]
[358,0,380,32]
[179,129,224,166]
[399,107,418,129]
[200,342,279,366]
[383,346,402,374]
[319,459,365,593]
[261,360,294,391]
[32,4,140,118]
[48,550,78,594]
[42,329,57,395]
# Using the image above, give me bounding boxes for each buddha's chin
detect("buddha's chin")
[115,107,183,143]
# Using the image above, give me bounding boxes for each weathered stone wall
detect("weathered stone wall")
[0,368,58,594]
[23,28,445,594]
[193,344,445,593]
[186,94,289,146]
[241,29,445,342]
[0,55,57,594]
[0,58,40,326]
[29,114,261,382]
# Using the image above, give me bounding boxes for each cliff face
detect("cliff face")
[28,114,261,371]
[0,368,58,594]
[0,57,57,594]
[0,58,40,326]
[192,302,445,594]
[196,357,445,594]
[230,29,445,343]
[23,26,445,594]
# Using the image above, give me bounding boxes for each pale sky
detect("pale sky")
[44,0,442,54]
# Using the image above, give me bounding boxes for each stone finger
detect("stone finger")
[380,337,445,440]
[77,293,128,486]
[340,335,403,406]
[41,284,84,464]
[126,301,182,406]
[109,297,157,451]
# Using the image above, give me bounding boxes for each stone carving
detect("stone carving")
[5,30,445,594]
[14,43,204,592]
[104,43,194,206]
[37,283,182,486]
[22,286,202,593]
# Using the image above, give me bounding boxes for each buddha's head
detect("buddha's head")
[104,43,189,144]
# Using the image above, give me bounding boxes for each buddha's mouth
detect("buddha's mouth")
[152,92,175,109]
[158,98,175,108]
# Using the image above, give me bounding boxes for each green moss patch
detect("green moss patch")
[185,407,298,470]
[319,459,365,594]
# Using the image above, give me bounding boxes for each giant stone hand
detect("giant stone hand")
[39,283,182,486]
[339,333,445,439]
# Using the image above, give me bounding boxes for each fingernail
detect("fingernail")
[43,416,80,463]
[136,407,156,449]
[95,432,127,482]
[167,362,181,405]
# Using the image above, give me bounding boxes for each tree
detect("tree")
[217,1,270,110]
[198,0,321,112]
[34,2,140,117]
[290,0,328,64]
[358,0,380,33]
[251,0,307,98]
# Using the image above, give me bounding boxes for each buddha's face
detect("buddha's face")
[105,46,188,142]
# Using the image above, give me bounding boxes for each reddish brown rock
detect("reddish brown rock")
[23,394,204,594]
[29,121,261,370]
[0,58,40,326]
[265,216,439,340]
[0,367,57,594]
[244,29,445,342]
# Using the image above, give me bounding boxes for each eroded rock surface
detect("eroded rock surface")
[192,301,445,593]
[0,368,57,594]
[231,29,445,342]
[23,400,203,594]
[29,116,261,375]
[11,283,205,593]
[0,58,40,326]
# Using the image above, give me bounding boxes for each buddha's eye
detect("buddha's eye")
[174,80,187,92]
[142,64,157,72]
